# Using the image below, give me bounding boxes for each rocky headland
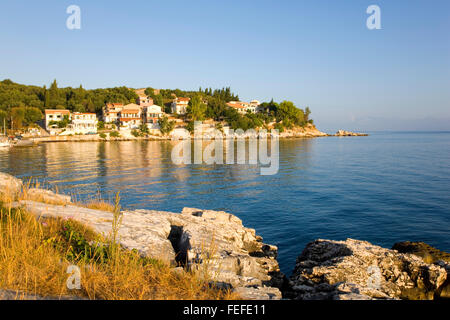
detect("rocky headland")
[334,129,368,136]
[0,172,447,300]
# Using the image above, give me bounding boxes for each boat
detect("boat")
[0,119,10,147]
[13,139,36,147]
[0,138,11,148]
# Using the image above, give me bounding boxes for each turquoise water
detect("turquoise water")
[1,132,449,274]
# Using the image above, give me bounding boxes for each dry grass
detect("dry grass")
[0,198,239,300]
[83,201,115,212]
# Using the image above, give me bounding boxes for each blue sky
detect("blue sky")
[0,0,449,131]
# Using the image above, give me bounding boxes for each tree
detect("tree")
[205,97,227,121]
[10,107,25,129]
[144,87,155,96]
[304,106,311,124]
[186,94,207,121]
[97,121,105,130]
[24,107,43,125]
[153,94,164,108]
[48,79,65,107]
[0,110,7,132]
[139,123,149,135]
[158,115,175,135]
[186,121,195,134]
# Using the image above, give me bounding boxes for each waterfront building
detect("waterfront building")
[136,95,153,108]
[119,103,142,129]
[70,112,98,134]
[102,103,124,123]
[144,105,164,129]
[226,101,257,114]
[45,109,71,134]
[171,97,190,115]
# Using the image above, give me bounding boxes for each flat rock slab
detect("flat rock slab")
[14,200,283,300]
[0,289,86,300]
[0,172,23,199]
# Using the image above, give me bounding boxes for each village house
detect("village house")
[171,97,190,115]
[119,103,142,129]
[226,101,257,114]
[144,105,164,129]
[69,112,98,134]
[102,103,123,123]
[136,95,153,108]
[45,109,71,134]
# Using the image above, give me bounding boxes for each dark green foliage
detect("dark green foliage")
[158,115,175,135]
[185,121,194,133]
[109,131,120,138]
[97,121,105,130]
[0,79,138,116]
[186,94,207,121]
[139,123,149,135]
[57,219,108,263]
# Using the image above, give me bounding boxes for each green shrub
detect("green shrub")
[131,129,140,137]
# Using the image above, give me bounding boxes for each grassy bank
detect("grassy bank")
[0,189,237,300]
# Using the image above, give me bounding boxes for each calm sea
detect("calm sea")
[1,132,449,274]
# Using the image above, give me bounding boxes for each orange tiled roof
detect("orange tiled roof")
[226,102,247,109]
[45,109,70,114]
[120,117,141,121]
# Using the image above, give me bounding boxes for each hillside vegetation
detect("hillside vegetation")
[0,79,314,133]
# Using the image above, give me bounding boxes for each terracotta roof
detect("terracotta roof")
[122,103,141,109]
[226,102,246,109]
[176,97,190,102]
[45,109,70,114]
[120,118,141,121]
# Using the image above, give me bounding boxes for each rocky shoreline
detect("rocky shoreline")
[28,125,367,144]
[1,172,447,300]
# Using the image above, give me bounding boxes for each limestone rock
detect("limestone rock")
[12,200,283,300]
[0,172,23,200]
[392,241,450,264]
[335,130,368,136]
[287,239,447,300]
[0,289,87,300]
[392,241,450,299]
[233,286,282,300]
[25,188,72,205]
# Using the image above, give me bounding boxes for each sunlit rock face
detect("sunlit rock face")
[0,172,22,200]
[287,239,448,300]
[10,198,284,300]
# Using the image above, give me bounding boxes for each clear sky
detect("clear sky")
[0,0,449,131]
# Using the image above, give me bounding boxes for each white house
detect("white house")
[45,109,71,135]
[102,103,123,123]
[119,103,142,129]
[136,95,153,108]
[45,109,71,129]
[171,97,190,115]
[144,105,164,129]
[70,112,98,134]
[226,101,256,114]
